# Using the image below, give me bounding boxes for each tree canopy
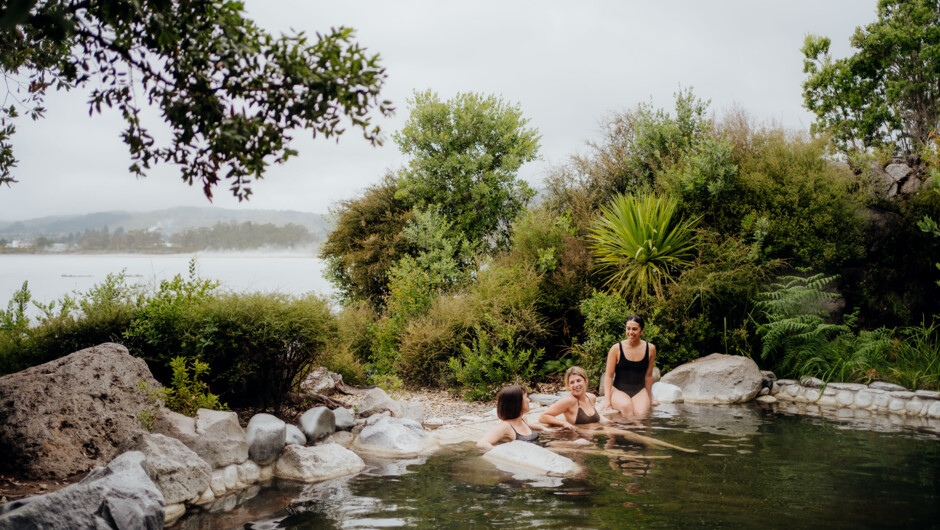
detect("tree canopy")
[393,90,540,248]
[0,0,392,198]
[801,0,940,155]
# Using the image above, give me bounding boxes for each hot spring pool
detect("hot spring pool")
[172,403,939,529]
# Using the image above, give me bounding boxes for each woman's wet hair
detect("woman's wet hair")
[564,366,590,390]
[496,385,526,420]
[625,313,645,331]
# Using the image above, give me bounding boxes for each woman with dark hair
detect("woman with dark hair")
[598,314,657,417]
[477,385,544,450]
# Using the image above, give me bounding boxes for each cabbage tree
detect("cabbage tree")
[589,193,698,300]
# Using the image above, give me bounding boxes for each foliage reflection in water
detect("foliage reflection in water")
[173,404,940,529]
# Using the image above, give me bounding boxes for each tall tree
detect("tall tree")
[0,0,392,198]
[801,0,940,155]
[393,90,540,248]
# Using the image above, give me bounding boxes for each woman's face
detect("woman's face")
[567,374,586,396]
[625,320,643,341]
[522,392,530,414]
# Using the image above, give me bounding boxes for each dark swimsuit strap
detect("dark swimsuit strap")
[619,340,648,362]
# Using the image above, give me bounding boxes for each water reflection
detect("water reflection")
[173,405,940,529]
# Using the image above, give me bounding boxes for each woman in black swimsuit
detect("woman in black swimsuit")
[477,385,544,449]
[539,366,609,430]
[599,314,657,417]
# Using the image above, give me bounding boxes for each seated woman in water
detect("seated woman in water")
[477,385,544,450]
[598,314,657,417]
[538,366,609,430]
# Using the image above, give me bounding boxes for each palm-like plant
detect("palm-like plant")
[589,193,699,300]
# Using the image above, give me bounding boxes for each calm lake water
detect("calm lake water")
[172,404,940,529]
[0,253,335,313]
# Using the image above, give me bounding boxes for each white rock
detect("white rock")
[193,486,214,506]
[836,391,856,407]
[285,424,307,445]
[125,432,211,506]
[352,415,437,458]
[889,399,906,412]
[905,398,926,416]
[245,413,286,465]
[854,390,874,409]
[928,400,940,419]
[193,409,249,468]
[238,460,260,485]
[275,444,364,482]
[165,504,186,526]
[258,463,275,482]
[209,469,226,496]
[755,395,777,404]
[651,381,683,403]
[483,440,579,476]
[222,464,239,490]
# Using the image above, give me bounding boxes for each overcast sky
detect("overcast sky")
[0,1,879,221]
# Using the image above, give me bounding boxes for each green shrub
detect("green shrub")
[158,356,227,416]
[448,322,544,401]
[192,292,335,411]
[397,294,475,386]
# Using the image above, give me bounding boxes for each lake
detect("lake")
[0,253,335,315]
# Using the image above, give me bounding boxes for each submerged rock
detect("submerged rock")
[352,415,438,458]
[660,353,762,404]
[482,440,579,476]
[275,444,364,482]
[0,451,164,529]
[0,343,161,479]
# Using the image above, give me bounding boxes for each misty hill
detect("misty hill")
[0,207,331,239]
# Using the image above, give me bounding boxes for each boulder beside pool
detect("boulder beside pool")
[482,441,579,476]
[274,444,364,482]
[351,414,438,458]
[660,353,762,404]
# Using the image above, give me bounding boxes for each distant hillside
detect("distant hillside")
[0,207,332,240]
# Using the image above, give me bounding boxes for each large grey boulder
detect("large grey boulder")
[122,433,211,505]
[274,444,364,482]
[0,451,164,529]
[483,440,579,476]
[351,414,437,458]
[300,407,335,442]
[660,353,762,404]
[0,342,161,479]
[192,409,249,468]
[245,414,286,465]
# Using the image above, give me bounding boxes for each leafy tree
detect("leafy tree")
[320,175,414,306]
[801,0,940,155]
[0,0,392,198]
[589,193,699,301]
[393,90,540,248]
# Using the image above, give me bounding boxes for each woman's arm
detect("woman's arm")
[645,343,657,405]
[538,396,576,430]
[477,422,510,450]
[599,344,618,410]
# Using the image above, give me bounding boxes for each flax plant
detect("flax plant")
[589,193,699,300]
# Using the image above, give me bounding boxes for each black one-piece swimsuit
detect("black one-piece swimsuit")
[614,341,649,398]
